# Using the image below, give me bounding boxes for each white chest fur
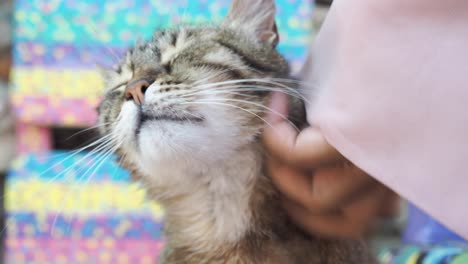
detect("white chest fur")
[142,144,263,252]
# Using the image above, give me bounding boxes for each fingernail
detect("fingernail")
[266,91,289,124]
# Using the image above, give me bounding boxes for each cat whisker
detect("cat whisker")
[179,88,261,100]
[180,84,309,103]
[192,90,261,100]
[32,133,118,187]
[77,142,119,187]
[193,98,300,132]
[181,101,275,130]
[50,143,119,236]
[78,144,119,188]
[191,78,308,100]
[1,133,119,238]
[267,77,319,88]
[179,109,205,122]
[64,122,112,141]
[1,133,118,206]
[191,85,305,99]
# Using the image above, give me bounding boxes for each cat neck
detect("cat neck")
[151,141,283,255]
[142,143,370,264]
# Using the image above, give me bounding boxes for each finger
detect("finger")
[263,124,342,168]
[341,184,390,234]
[377,189,400,218]
[283,184,388,239]
[268,157,378,213]
[263,92,342,168]
[306,163,379,211]
[266,157,314,208]
[283,198,362,238]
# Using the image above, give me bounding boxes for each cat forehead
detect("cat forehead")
[125,27,221,65]
[108,24,288,83]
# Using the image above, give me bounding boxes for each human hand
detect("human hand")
[262,92,398,238]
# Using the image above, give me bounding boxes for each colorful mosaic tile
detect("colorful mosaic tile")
[378,243,468,264]
[6,151,164,263]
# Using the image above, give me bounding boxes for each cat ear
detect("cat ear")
[223,0,279,46]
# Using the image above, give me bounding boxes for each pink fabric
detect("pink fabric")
[302,0,468,238]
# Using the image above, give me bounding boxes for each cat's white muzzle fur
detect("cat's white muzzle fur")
[113,86,255,186]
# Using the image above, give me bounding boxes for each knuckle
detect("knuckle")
[310,188,340,212]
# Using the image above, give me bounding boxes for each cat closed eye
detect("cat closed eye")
[163,64,171,74]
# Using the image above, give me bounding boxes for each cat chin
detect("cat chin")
[131,124,236,187]
[136,121,241,164]
[115,102,219,162]
[115,101,257,184]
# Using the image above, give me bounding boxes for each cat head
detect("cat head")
[97,0,293,181]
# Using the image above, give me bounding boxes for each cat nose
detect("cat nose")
[124,78,152,105]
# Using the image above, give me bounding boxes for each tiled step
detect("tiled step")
[6,151,164,264]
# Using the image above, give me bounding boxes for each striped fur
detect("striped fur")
[97,0,371,263]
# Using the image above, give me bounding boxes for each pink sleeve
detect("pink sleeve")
[302,0,468,238]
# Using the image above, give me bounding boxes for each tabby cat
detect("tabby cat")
[97,0,371,263]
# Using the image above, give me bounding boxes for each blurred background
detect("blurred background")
[0,0,466,263]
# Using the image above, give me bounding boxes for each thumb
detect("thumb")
[263,92,342,168]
